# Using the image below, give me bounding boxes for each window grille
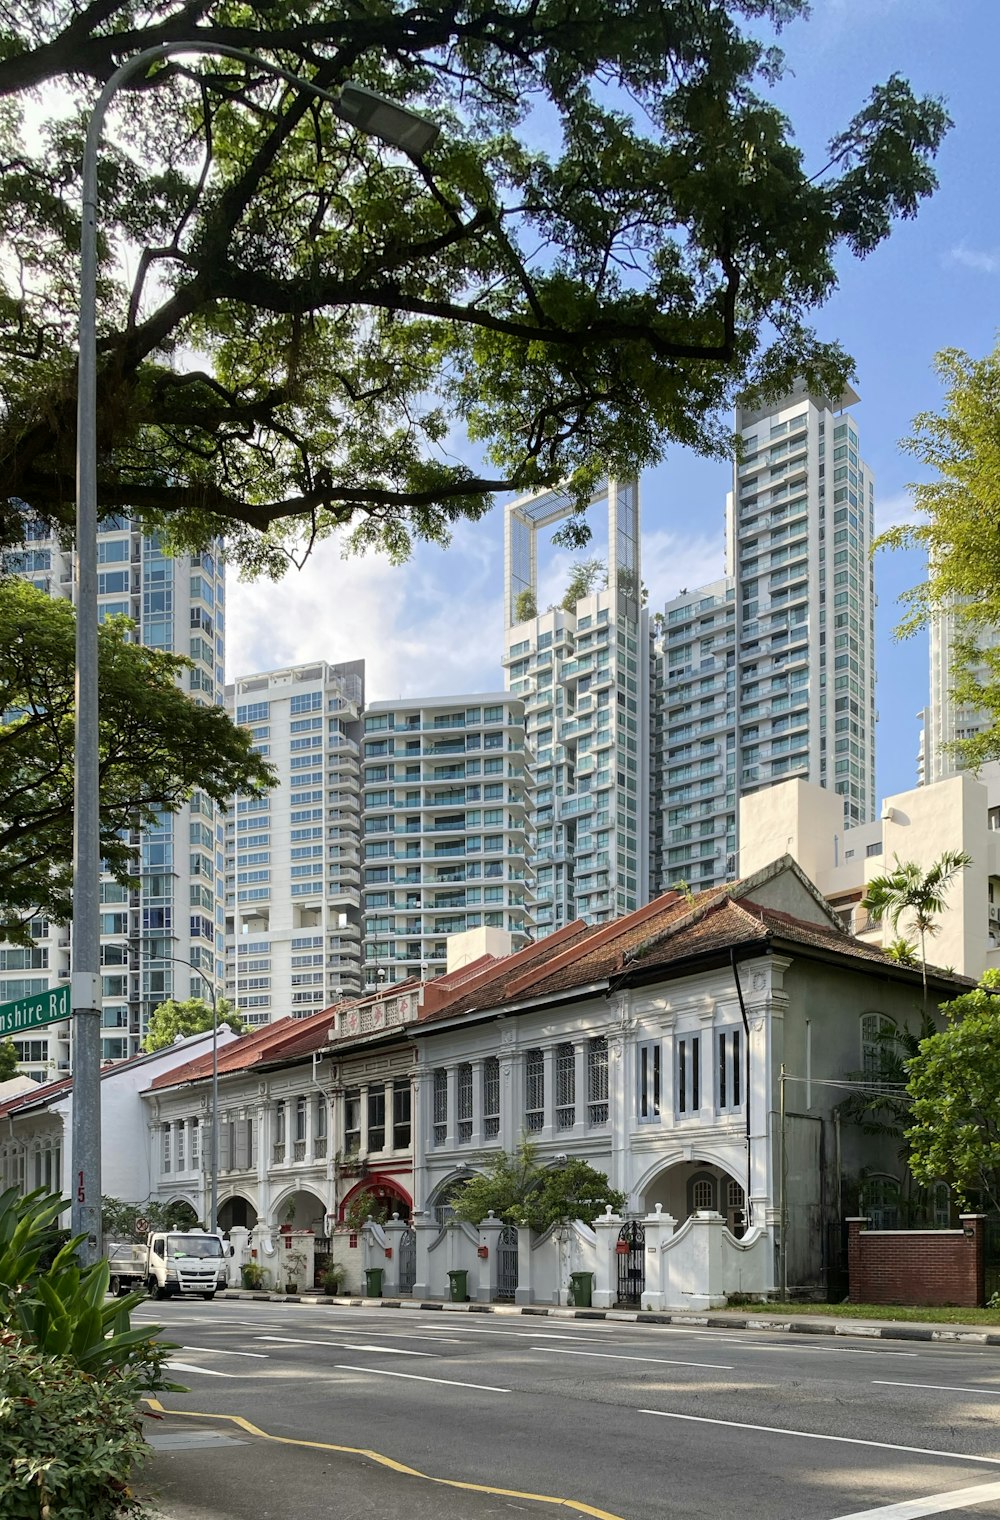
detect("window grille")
[727,1180,745,1210]
[555,1044,575,1129]
[525,1048,544,1131]
[677,1035,701,1115]
[587,1037,608,1124]
[161,1124,171,1173]
[190,1118,200,1168]
[393,1079,411,1149]
[367,1087,386,1151]
[457,1063,473,1142]
[432,1068,447,1146]
[637,1040,661,1121]
[344,1088,361,1155]
[717,1028,742,1112]
[174,1122,185,1171]
[482,1057,500,1138]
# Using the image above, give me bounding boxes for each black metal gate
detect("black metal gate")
[984,1215,1000,1305]
[398,1226,416,1296]
[497,1224,518,1301]
[617,1220,645,1306]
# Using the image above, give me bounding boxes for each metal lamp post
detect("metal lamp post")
[71,46,438,1261]
[140,948,223,1233]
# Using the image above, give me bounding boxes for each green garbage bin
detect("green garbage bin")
[569,1271,593,1308]
[448,1269,469,1302]
[364,1266,384,1298]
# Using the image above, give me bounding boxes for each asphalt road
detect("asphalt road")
[134,1299,1000,1520]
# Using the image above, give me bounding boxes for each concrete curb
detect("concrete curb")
[218,1289,1000,1345]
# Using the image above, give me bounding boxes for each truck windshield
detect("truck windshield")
[165,1236,224,1259]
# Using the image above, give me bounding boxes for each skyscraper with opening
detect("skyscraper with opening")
[501,479,649,933]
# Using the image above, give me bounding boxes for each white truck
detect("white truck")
[107,1230,229,1300]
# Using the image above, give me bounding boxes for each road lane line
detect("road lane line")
[638,1408,1000,1465]
[255,1336,434,1357]
[873,1380,1000,1397]
[829,1477,1000,1518]
[143,1399,624,1520]
[180,1346,269,1358]
[536,1347,733,1370]
[336,1365,510,1392]
[164,1361,237,1378]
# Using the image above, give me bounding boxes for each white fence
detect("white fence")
[355,1206,774,1310]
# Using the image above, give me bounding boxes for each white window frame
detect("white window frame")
[637,1039,661,1122]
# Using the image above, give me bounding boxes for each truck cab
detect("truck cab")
[146,1231,228,1300]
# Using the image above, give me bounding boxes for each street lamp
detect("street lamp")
[70,45,439,1262]
[137,946,223,1234]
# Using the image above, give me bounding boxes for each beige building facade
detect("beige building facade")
[739,770,1000,980]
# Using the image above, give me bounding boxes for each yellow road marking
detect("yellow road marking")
[143,1397,626,1519]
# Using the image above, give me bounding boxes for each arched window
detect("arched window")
[692,1178,715,1211]
[863,1174,900,1230]
[860,1013,895,1079]
[931,1181,951,1230]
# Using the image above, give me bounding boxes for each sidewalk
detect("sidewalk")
[216,1287,1000,1344]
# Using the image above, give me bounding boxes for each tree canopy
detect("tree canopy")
[878,342,1000,770]
[0,1042,19,1082]
[142,995,247,1053]
[0,578,273,943]
[907,974,1000,1212]
[450,1141,625,1231]
[0,1,949,573]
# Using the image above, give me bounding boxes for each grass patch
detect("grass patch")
[752,1300,1000,1326]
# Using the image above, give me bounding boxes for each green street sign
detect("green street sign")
[0,983,71,1038]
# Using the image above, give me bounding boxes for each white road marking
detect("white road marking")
[256,1336,434,1356]
[873,1380,1000,1397]
[638,1408,1000,1465]
[336,1365,509,1393]
[180,1345,269,1358]
[164,1361,237,1378]
[713,1339,919,1358]
[830,1477,1000,1518]
[535,1347,733,1370]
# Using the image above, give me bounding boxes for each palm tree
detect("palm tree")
[862,850,973,1007]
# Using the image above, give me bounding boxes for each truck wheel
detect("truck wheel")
[109,1274,121,1297]
[201,1291,216,1301]
[147,1277,166,1301]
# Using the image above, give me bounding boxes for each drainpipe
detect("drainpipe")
[729,947,753,1228]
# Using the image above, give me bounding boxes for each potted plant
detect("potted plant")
[283,1249,307,1293]
[321,1263,346,1296]
[241,1261,266,1291]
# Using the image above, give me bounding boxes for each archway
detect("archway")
[338,1175,412,1225]
[426,1175,470,1227]
[217,1195,257,1232]
[274,1188,327,1232]
[641,1161,748,1236]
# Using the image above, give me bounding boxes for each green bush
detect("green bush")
[0,1333,149,1520]
[241,1261,266,1290]
[0,1188,175,1388]
[322,1263,346,1295]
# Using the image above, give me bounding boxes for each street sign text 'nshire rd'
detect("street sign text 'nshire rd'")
[0,984,71,1038]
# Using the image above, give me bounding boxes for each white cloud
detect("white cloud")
[874,490,919,535]
[643,526,725,606]
[948,243,1000,276]
[226,513,508,703]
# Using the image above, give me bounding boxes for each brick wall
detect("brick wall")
[846,1215,985,1308]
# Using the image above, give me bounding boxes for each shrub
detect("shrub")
[322,1264,346,1295]
[241,1261,266,1290]
[0,1188,175,1389]
[0,1333,149,1520]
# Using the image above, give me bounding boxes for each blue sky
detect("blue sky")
[228,0,1000,803]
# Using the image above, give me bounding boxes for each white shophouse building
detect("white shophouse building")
[408,858,963,1296]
